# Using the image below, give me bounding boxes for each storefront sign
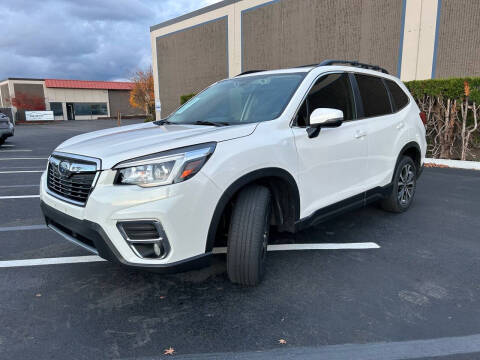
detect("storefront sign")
[25,111,54,121]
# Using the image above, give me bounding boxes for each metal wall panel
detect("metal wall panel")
[156,17,228,115]
[241,0,403,75]
[108,90,138,116]
[434,0,480,78]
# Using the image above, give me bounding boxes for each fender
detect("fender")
[205,167,300,252]
[393,141,421,180]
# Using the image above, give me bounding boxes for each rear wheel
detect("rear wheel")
[0,136,5,145]
[381,156,417,213]
[227,185,271,286]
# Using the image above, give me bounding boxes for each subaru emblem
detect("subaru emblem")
[58,160,71,178]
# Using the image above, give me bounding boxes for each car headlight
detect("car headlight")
[113,143,216,187]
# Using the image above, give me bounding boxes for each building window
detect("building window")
[74,103,108,116]
[50,102,63,116]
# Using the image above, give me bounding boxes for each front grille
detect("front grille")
[47,154,98,206]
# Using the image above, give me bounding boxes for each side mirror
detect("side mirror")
[307,108,344,138]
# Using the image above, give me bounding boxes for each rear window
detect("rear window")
[385,79,409,111]
[355,74,392,118]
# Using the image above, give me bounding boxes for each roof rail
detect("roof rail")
[236,70,266,77]
[294,63,319,68]
[318,60,389,74]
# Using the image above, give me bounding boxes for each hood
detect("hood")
[55,122,257,169]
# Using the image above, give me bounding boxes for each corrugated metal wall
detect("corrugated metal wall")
[153,0,480,112]
[434,0,480,78]
[241,0,403,75]
[156,17,228,115]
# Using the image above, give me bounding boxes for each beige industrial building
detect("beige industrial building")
[150,0,480,118]
[0,78,138,121]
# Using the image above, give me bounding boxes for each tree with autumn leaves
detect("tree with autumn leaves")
[11,92,46,111]
[129,67,155,118]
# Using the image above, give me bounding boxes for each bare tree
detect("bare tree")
[459,82,479,160]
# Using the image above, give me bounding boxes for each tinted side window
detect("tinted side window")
[385,79,409,111]
[355,74,392,117]
[296,101,308,127]
[308,73,355,122]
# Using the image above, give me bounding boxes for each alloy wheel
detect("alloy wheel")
[397,163,415,206]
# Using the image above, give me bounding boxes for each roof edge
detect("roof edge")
[1,77,45,82]
[45,79,134,90]
[150,0,241,32]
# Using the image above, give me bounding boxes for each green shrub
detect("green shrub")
[180,93,196,105]
[405,78,480,104]
[404,77,480,160]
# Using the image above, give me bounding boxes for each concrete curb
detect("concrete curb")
[425,158,480,170]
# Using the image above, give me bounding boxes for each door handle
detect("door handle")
[396,122,405,130]
[355,130,367,139]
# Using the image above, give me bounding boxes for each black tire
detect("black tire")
[227,185,271,286]
[381,156,417,213]
[0,137,4,146]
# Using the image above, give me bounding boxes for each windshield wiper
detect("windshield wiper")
[154,119,172,125]
[190,120,230,127]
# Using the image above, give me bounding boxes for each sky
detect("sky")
[0,0,221,81]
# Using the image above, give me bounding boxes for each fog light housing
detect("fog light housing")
[117,220,170,259]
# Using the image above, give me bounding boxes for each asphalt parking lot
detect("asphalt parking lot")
[0,120,480,359]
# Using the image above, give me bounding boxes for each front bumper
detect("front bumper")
[39,166,222,269]
[41,201,212,272]
[0,125,14,138]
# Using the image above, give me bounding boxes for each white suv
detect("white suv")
[40,60,426,285]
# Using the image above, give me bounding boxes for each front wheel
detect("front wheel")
[381,156,417,213]
[227,185,271,286]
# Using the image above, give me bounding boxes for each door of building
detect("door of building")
[66,103,75,120]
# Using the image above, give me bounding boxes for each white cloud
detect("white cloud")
[0,0,222,81]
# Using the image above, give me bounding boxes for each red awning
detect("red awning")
[45,79,134,90]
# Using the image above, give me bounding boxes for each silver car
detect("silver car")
[0,112,14,145]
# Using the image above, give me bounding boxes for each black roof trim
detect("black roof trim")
[150,0,242,32]
[0,77,45,83]
[318,60,389,74]
[235,70,266,77]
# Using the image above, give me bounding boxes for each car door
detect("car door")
[291,72,369,219]
[354,74,410,188]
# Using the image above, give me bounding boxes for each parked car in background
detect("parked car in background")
[40,60,426,286]
[0,112,14,145]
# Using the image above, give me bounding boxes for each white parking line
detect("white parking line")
[0,149,32,152]
[0,195,40,199]
[0,225,47,232]
[0,243,380,268]
[0,170,44,174]
[0,255,106,268]
[0,144,15,147]
[213,242,380,254]
[0,157,48,161]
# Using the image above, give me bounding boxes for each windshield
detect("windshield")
[166,73,306,125]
